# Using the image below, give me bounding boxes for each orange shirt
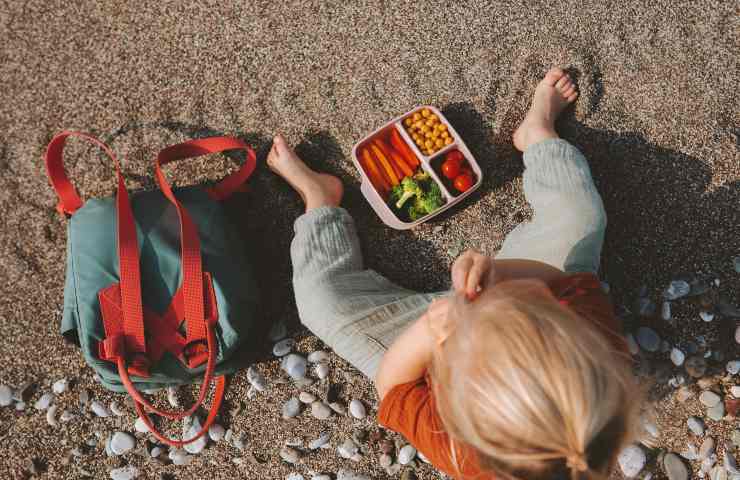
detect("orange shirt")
[377,273,628,479]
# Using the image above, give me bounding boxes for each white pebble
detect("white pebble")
[308,351,330,363]
[311,476,331,480]
[247,366,268,392]
[109,466,139,480]
[183,416,208,454]
[209,423,225,442]
[150,446,163,458]
[662,301,672,321]
[671,348,686,366]
[283,397,302,419]
[281,354,308,380]
[309,432,331,449]
[664,280,690,300]
[329,402,346,415]
[79,388,90,405]
[299,392,317,404]
[169,448,192,465]
[109,401,125,416]
[60,409,74,422]
[699,391,721,408]
[46,405,59,427]
[727,361,740,375]
[618,444,646,477]
[688,416,706,436]
[167,386,180,407]
[0,385,13,406]
[731,386,740,398]
[34,392,54,411]
[110,432,136,455]
[336,470,372,480]
[15,402,25,411]
[337,438,359,459]
[700,311,715,322]
[134,416,150,433]
[90,400,111,417]
[734,257,740,274]
[286,474,305,480]
[349,399,367,420]
[625,333,639,355]
[311,401,332,420]
[52,378,69,394]
[279,446,301,464]
[398,444,417,465]
[273,338,295,357]
[315,364,330,380]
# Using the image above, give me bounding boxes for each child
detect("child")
[268,68,638,479]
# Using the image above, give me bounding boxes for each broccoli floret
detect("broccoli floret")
[418,181,444,213]
[393,176,423,209]
[408,201,427,221]
[390,171,446,222]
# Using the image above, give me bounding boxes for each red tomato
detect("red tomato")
[441,158,461,179]
[445,150,464,164]
[453,172,474,192]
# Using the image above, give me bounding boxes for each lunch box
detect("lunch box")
[351,105,483,230]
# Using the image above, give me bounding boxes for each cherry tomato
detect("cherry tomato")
[445,150,464,164]
[454,172,474,192]
[441,158,461,179]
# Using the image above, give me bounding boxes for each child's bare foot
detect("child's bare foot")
[266,134,343,211]
[512,68,578,152]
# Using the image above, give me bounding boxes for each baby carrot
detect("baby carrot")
[389,148,414,178]
[370,143,399,186]
[390,129,419,167]
[361,148,390,192]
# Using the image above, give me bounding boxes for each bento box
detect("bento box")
[351,106,483,230]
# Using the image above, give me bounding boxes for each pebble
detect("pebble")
[286,474,305,480]
[90,400,111,417]
[209,423,225,442]
[663,453,689,480]
[166,387,180,407]
[247,366,268,392]
[311,401,332,420]
[725,446,740,474]
[329,402,346,415]
[732,430,740,447]
[183,416,208,454]
[671,348,686,366]
[349,399,366,420]
[636,327,660,352]
[662,301,672,321]
[110,401,125,416]
[79,388,90,405]
[109,466,139,480]
[379,453,393,468]
[338,438,359,459]
[336,470,373,480]
[299,392,317,404]
[311,476,331,480]
[700,311,715,322]
[110,432,136,455]
[286,437,303,447]
[283,397,302,419]
[0,385,11,406]
[664,281,690,300]
[736,326,740,345]
[637,297,657,317]
[703,455,718,476]
[681,442,699,460]
[688,416,706,435]
[273,338,295,357]
[734,257,740,273]
[728,361,740,375]
[279,446,301,464]
[700,391,722,407]
[296,378,315,388]
[315,364,330,380]
[398,444,417,465]
[707,402,725,421]
[150,446,163,458]
[625,334,640,355]
[686,356,708,378]
[710,466,727,480]
[268,320,288,341]
[134,417,150,433]
[60,409,75,422]
[169,448,192,465]
[281,354,308,380]
[732,387,740,398]
[232,432,246,451]
[34,392,54,410]
[45,405,59,427]
[308,432,331,450]
[700,437,716,459]
[52,378,69,394]
[308,351,330,363]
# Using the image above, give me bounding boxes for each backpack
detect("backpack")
[45,131,259,446]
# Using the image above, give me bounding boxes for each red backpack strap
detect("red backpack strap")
[45,132,148,373]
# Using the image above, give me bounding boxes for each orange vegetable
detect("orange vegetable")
[374,139,413,178]
[361,148,389,193]
[389,149,414,178]
[370,143,399,186]
[389,129,419,167]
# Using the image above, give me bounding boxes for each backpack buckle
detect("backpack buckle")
[183,339,209,368]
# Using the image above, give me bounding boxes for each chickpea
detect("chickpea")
[413,121,424,130]
[412,113,422,122]
[444,137,453,145]
[420,125,431,134]
[435,139,444,149]
[423,131,432,139]
[425,119,436,128]
[404,118,413,127]
[415,139,425,147]
[440,131,449,139]
[435,123,445,131]
[412,133,421,142]
[421,108,430,118]
[428,114,438,122]
[431,131,439,139]
[438,123,448,131]
[424,139,433,149]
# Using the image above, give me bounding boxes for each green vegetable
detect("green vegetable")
[388,171,446,221]
[390,176,423,209]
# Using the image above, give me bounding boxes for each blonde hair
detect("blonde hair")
[430,279,639,480]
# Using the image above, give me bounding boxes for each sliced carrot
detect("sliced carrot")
[389,148,414,178]
[389,153,403,179]
[390,129,420,167]
[370,143,399,186]
[361,148,389,193]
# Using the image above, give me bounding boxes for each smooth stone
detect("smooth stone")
[247,366,268,392]
[52,379,69,394]
[710,466,727,480]
[336,470,373,480]
[734,257,740,273]
[700,311,716,322]
[79,388,90,405]
[688,416,706,435]
[308,351,330,363]
[90,400,111,417]
[732,430,740,447]
[664,453,689,480]
[736,326,740,345]
[285,437,303,447]
[268,320,288,342]
[349,399,366,420]
[283,397,302,419]
[110,432,136,455]
[707,402,725,421]
[637,297,657,317]
[46,405,59,427]
[166,387,180,407]
[279,446,301,464]
[286,474,305,480]
[703,455,718,475]
[669,375,686,388]
[183,416,208,454]
[681,442,699,460]
[379,453,392,468]
[662,301,672,321]
[311,402,332,420]
[700,437,716,459]
[664,281,690,300]
[169,448,191,465]
[134,417,150,433]
[209,423,225,442]
[109,401,125,416]
[232,432,246,451]
[150,446,163,458]
[299,392,317,404]
[686,356,708,378]
[0,385,12,406]
[60,410,74,422]
[728,361,740,375]
[308,432,331,450]
[281,354,308,380]
[329,402,346,415]
[338,438,359,459]
[733,387,740,398]
[273,338,295,357]
[700,391,722,407]
[109,466,139,480]
[725,447,740,474]
[625,334,640,355]
[398,444,417,465]
[34,392,54,410]
[311,476,331,480]
[315,364,330,380]
[636,327,660,352]
[671,348,686,366]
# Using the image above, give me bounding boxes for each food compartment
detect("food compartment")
[429,148,480,197]
[400,107,455,157]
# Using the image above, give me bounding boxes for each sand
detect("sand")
[0,0,738,478]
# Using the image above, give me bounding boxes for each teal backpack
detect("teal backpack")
[46,131,259,446]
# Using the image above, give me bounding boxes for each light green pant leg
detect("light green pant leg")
[496,138,607,273]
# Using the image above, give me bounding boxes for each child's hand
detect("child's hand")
[451,249,494,300]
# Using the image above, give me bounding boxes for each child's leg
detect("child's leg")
[268,135,435,378]
[498,68,606,274]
